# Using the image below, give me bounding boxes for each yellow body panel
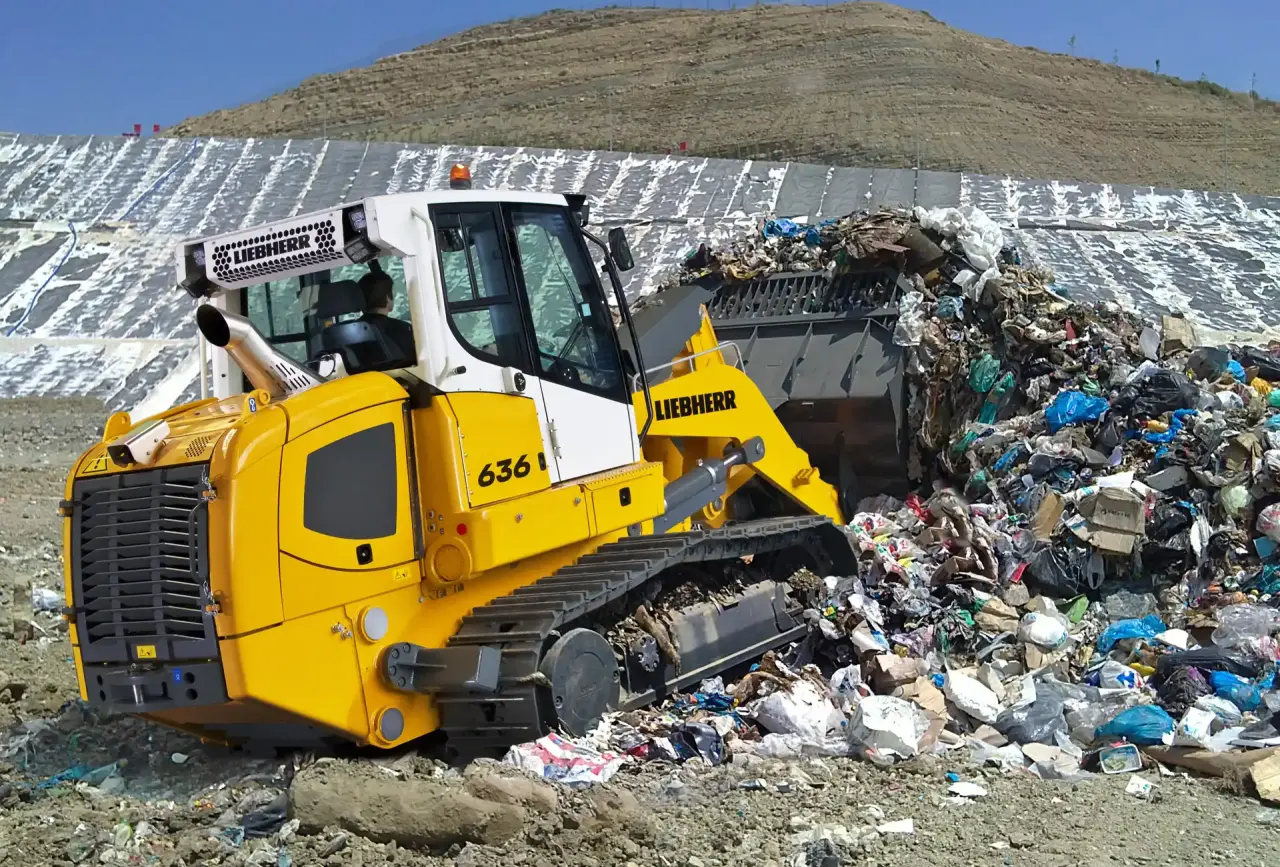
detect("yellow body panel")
[278,400,417,572]
[582,462,667,536]
[283,372,409,441]
[632,310,844,525]
[281,552,419,622]
[451,392,551,508]
[219,604,368,739]
[210,406,287,637]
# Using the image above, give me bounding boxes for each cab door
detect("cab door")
[503,203,638,481]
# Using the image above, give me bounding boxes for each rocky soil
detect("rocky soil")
[0,396,1276,866]
[167,3,1280,195]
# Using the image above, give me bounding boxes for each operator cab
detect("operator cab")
[176,182,647,485]
[240,257,418,381]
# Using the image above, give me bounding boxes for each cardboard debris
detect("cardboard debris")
[870,654,928,691]
[1251,754,1280,805]
[1161,314,1197,354]
[1141,745,1280,779]
[1031,491,1065,542]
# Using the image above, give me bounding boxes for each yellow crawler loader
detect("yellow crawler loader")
[60,168,858,752]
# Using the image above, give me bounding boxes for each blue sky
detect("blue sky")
[1,0,1274,135]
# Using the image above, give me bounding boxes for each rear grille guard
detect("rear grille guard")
[70,463,219,664]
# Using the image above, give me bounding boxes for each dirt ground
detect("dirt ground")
[168,3,1280,195]
[0,396,1276,867]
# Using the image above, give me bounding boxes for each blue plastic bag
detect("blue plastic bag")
[1045,390,1109,433]
[1096,614,1166,653]
[1228,359,1247,382]
[1143,408,1197,444]
[1210,671,1265,711]
[1095,705,1174,745]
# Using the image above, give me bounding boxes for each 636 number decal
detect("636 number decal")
[477,454,532,487]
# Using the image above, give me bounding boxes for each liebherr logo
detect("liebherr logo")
[232,234,311,265]
[653,389,737,421]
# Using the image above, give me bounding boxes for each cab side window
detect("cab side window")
[508,205,624,397]
[435,209,527,370]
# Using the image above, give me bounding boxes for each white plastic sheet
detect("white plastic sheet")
[848,695,930,759]
[751,679,844,742]
[913,205,1005,299]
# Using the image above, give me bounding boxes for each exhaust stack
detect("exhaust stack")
[196,305,321,400]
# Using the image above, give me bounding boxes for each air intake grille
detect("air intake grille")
[209,218,342,284]
[184,435,214,459]
[70,464,219,664]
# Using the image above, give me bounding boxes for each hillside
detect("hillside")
[171,3,1280,195]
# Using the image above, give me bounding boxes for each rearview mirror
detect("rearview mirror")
[607,227,635,273]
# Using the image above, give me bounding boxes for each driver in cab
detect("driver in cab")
[359,262,416,363]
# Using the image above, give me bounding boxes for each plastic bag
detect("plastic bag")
[752,680,843,741]
[1258,505,1280,543]
[893,292,924,347]
[1114,369,1198,416]
[1221,484,1252,519]
[1094,705,1175,745]
[504,733,627,786]
[943,672,1001,724]
[1194,694,1244,726]
[1018,612,1068,650]
[1188,347,1230,380]
[1096,614,1166,653]
[1026,544,1100,598]
[1147,502,1192,540]
[847,695,929,760]
[1139,326,1161,361]
[1166,707,1219,749]
[969,354,1000,393]
[1156,646,1260,682]
[1098,661,1146,691]
[1209,671,1265,712]
[670,723,726,765]
[1211,604,1280,647]
[1045,391,1109,433]
[742,732,852,759]
[994,693,1067,745]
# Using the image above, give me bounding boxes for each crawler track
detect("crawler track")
[436,515,853,753]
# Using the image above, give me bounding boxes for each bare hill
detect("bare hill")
[169,3,1280,194]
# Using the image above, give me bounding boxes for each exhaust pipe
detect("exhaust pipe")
[196,305,321,400]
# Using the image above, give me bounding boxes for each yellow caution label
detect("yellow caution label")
[83,455,109,475]
[393,567,409,582]
[134,644,157,659]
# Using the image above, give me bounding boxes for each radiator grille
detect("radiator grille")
[71,464,219,664]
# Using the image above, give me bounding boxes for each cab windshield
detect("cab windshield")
[242,255,416,375]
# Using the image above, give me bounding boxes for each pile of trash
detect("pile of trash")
[507,203,1280,802]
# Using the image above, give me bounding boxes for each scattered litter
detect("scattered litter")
[503,732,627,786]
[947,781,988,799]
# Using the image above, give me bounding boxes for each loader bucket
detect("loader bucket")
[632,268,910,509]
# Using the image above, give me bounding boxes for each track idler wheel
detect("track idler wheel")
[538,628,620,736]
